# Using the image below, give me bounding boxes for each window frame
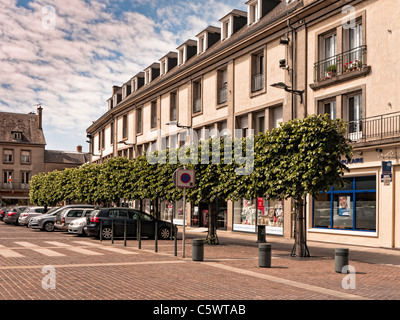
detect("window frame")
[312,175,377,232]
[192,77,202,115]
[3,149,14,164]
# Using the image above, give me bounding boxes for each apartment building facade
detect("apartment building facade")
[0,107,89,206]
[86,0,400,249]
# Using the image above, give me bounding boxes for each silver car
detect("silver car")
[29,205,96,232]
[18,207,51,226]
[55,208,95,231]
[67,214,92,236]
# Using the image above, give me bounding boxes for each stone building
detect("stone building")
[86,0,400,249]
[0,107,89,205]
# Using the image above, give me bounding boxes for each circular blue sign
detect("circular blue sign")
[181,173,191,184]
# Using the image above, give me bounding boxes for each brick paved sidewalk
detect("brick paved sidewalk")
[0,223,399,303]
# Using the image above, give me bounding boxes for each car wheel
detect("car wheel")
[158,226,171,240]
[43,221,55,232]
[101,227,113,240]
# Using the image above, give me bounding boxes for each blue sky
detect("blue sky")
[0,0,247,152]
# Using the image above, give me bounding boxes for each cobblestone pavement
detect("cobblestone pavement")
[0,222,399,306]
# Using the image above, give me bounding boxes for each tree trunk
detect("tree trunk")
[207,202,219,245]
[291,197,310,257]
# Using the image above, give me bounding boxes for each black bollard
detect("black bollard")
[192,239,204,261]
[258,243,272,268]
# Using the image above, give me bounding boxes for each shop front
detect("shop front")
[307,150,400,249]
[233,198,284,236]
[190,199,228,230]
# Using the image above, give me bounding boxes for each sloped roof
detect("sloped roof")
[0,111,46,145]
[44,150,90,165]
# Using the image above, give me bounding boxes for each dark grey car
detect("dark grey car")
[3,206,29,225]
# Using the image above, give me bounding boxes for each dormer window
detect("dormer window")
[178,48,185,65]
[247,0,259,25]
[145,70,151,84]
[222,20,230,40]
[161,60,167,76]
[13,132,22,140]
[198,35,206,54]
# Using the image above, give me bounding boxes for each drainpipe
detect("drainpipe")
[287,19,296,120]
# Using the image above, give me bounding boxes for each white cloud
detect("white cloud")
[0,0,246,151]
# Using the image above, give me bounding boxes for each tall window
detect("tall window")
[345,93,363,141]
[170,92,177,122]
[319,100,337,120]
[318,31,337,80]
[193,79,202,114]
[21,150,31,164]
[136,108,142,134]
[344,21,363,64]
[21,171,30,188]
[217,68,228,104]
[270,106,283,129]
[251,51,264,92]
[3,171,13,188]
[122,115,128,139]
[313,176,376,231]
[3,149,13,164]
[110,122,114,145]
[101,129,105,149]
[151,101,157,129]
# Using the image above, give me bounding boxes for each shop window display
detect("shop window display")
[233,198,284,235]
[313,176,376,231]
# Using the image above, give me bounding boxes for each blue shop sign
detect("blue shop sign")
[341,158,364,165]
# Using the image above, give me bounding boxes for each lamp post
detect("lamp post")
[271,82,304,105]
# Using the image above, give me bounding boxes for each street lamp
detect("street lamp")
[271,82,304,104]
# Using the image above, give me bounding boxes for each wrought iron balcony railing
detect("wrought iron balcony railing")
[345,111,400,143]
[314,46,367,83]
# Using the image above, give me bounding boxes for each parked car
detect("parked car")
[2,206,29,225]
[18,207,51,226]
[84,207,172,240]
[28,205,97,232]
[55,207,95,231]
[0,207,9,221]
[67,210,95,236]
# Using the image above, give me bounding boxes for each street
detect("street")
[0,221,399,315]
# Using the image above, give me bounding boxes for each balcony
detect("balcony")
[311,46,370,90]
[251,73,264,92]
[346,111,400,144]
[1,183,30,191]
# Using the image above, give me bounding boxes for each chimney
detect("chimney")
[77,145,83,153]
[37,106,43,130]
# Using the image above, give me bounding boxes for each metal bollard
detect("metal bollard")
[192,239,204,261]
[124,220,127,247]
[111,220,114,244]
[137,220,142,249]
[174,226,178,257]
[258,243,272,268]
[335,248,349,273]
[155,221,158,253]
[99,219,103,242]
[257,225,266,243]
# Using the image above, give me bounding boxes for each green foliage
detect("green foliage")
[29,115,352,219]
